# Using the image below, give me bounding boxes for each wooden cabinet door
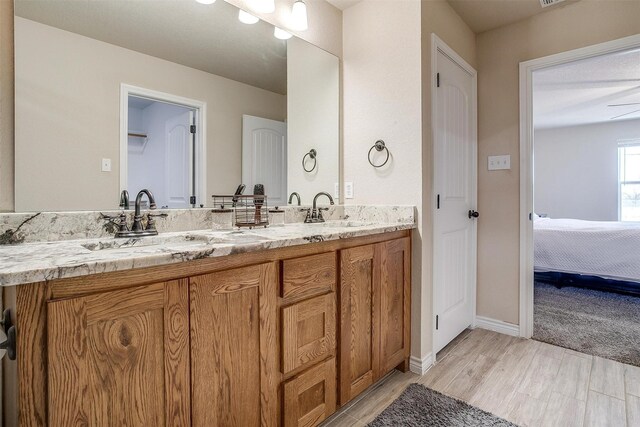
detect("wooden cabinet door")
[283,358,336,427]
[282,293,336,376]
[379,237,411,375]
[47,280,190,426]
[339,244,380,405]
[189,263,279,427]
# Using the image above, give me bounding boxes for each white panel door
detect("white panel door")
[242,115,287,206]
[165,110,193,209]
[433,49,477,354]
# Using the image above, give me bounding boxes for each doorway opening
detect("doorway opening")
[520,35,640,366]
[120,84,206,209]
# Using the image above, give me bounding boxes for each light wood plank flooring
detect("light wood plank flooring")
[322,328,640,426]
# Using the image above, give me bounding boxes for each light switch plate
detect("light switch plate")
[101,158,112,172]
[345,182,354,199]
[488,155,510,171]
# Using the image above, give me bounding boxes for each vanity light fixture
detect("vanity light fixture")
[290,0,308,31]
[251,0,276,14]
[195,0,216,4]
[274,27,292,40]
[238,10,259,24]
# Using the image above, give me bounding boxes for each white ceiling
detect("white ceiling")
[325,0,362,11]
[533,48,640,129]
[447,0,579,34]
[15,0,288,94]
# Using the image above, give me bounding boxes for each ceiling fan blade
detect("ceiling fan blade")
[607,102,640,107]
[610,108,640,120]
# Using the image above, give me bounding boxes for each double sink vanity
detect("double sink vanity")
[4,0,413,425]
[2,205,415,426]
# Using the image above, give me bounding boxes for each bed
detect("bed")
[534,217,640,295]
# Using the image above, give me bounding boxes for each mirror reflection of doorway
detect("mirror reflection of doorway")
[121,85,206,209]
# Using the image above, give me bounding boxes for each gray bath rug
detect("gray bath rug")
[367,384,516,426]
[533,281,640,367]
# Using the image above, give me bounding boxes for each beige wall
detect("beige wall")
[476,0,640,324]
[0,1,13,212]
[287,37,340,204]
[14,17,286,212]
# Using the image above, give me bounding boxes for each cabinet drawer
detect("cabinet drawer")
[284,358,337,427]
[282,252,336,303]
[282,293,336,375]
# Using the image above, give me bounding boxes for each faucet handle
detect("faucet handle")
[301,208,313,223]
[317,208,330,222]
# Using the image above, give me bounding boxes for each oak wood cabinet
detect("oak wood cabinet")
[189,263,279,426]
[15,230,411,427]
[47,280,191,426]
[339,237,411,405]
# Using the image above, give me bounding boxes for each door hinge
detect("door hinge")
[436,73,440,88]
[436,315,439,330]
[529,212,533,221]
[190,125,196,134]
[437,194,440,209]
[190,196,196,206]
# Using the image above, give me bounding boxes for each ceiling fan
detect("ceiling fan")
[608,102,640,120]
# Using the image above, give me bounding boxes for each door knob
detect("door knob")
[468,210,479,219]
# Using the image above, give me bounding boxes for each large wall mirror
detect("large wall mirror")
[13,0,339,212]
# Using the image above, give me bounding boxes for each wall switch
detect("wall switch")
[101,158,112,172]
[488,155,510,171]
[334,183,340,199]
[344,182,354,199]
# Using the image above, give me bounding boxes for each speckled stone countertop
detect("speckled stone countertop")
[0,220,415,287]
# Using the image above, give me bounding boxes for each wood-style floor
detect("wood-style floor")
[322,328,640,427]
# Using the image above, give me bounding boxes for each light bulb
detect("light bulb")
[238,10,259,24]
[195,0,216,4]
[251,0,275,14]
[274,27,292,40]
[290,0,308,31]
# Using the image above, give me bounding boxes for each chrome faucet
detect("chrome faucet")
[288,192,301,206]
[304,192,335,223]
[115,189,159,238]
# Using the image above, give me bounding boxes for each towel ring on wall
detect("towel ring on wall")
[368,140,390,168]
[303,149,317,173]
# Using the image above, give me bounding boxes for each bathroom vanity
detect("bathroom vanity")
[2,214,414,426]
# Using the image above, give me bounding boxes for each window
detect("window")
[619,141,640,221]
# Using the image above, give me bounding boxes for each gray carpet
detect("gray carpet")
[368,384,516,426]
[533,281,640,366]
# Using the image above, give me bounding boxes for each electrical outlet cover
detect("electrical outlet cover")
[345,182,354,199]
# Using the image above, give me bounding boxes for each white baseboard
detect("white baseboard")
[474,316,520,337]
[409,352,434,375]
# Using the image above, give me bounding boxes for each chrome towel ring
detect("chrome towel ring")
[368,140,390,168]
[303,149,317,173]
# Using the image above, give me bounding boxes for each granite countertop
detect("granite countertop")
[0,220,415,287]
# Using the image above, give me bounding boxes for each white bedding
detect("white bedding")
[534,217,640,282]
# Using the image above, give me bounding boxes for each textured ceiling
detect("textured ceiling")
[15,0,288,94]
[447,0,579,34]
[533,48,640,129]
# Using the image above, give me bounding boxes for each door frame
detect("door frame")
[120,84,207,206]
[431,34,478,360]
[518,34,640,338]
